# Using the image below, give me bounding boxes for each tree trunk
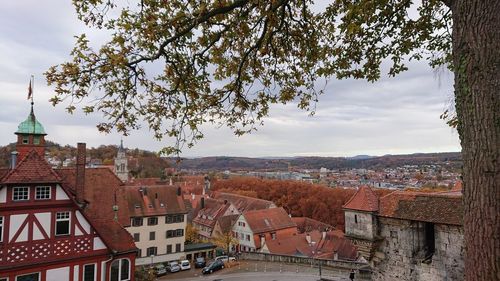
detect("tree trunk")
[451,0,500,280]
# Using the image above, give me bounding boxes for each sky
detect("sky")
[0,1,460,158]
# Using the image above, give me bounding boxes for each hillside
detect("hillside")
[170,152,462,171]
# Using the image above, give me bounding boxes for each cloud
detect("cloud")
[0,1,460,157]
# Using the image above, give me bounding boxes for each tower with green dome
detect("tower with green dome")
[15,102,47,160]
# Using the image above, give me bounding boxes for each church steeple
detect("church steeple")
[114,139,129,182]
[15,101,47,161]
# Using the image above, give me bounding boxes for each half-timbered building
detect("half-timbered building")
[0,105,137,281]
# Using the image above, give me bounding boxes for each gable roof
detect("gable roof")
[292,217,334,233]
[343,186,379,212]
[243,207,296,234]
[120,185,187,218]
[263,229,357,261]
[56,167,137,252]
[216,214,240,233]
[212,192,276,212]
[379,191,463,226]
[193,198,232,228]
[1,150,61,184]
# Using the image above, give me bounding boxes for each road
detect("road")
[158,260,367,281]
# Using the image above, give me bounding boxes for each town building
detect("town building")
[233,207,297,252]
[192,198,239,240]
[212,192,276,212]
[343,186,464,280]
[0,105,137,281]
[118,185,188,266]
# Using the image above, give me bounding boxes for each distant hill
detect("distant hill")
[170,152,462,171]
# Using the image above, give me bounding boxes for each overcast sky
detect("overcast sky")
[0,1,460,158]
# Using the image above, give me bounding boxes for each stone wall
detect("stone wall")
[345,210,376,240]
[371,217,464,281]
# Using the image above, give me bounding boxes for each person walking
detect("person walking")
[349,269,355,281]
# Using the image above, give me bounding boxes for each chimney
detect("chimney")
[10,151,18,170]
[306,233,312,244]
[76,143,86,204]
[201,197,205,208]
[177,187,181,196]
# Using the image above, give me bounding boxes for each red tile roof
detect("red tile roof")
[193,198,231,228]
[1,150,61,184]
[56,168,137,252]
[292,217,335,233]
[244,207,296,234]
[379,191,463,225]
[343,186,379,212]
[263,230,357,261]
[120,185,187,219]
[212,192,276,212]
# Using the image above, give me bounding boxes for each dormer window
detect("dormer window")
[35,186,51,200]
[12,186,29,201]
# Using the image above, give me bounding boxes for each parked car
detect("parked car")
[166,261,180,273]
[194,257,206,268]
[154,264,167,276]
[214,255,236,262]
[180,260,191,271]
[202,259,225,274]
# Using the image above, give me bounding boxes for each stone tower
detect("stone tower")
[114,139,129,182]
[343,186,380,260]
[15,102,47,161]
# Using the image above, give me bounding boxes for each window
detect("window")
[166,244,172,254]
[175,243,181,252]
[131,217,143,227]
[354,214,358,224]
[166,230,173,238]
[149,232,155,241]
[137,249,142,257]
[16,272,39,281]
[146,247,157,256]
[12,187,29,201]
[110,259,130,281]
[271,232,277,240]
[83,264,96,281]
[147,217,158,226]
[175,229,184,237]
[238,221,246,227]
[0,277,8,281]
[22,136,29,144]
[55,212,71,236]
[35,186,51,200]
[166,229,183,238]
[0,216,3,242]
[424,223,435,259]
[246,234,250,241]
[133,233,140,242]
[175,214,184,223]
[165,215,173,224]
[33,136,40,145]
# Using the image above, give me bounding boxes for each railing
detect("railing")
[239,252,369,270]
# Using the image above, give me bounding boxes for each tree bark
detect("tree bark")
[451,0,500,280]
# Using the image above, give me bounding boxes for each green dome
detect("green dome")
[16,110,46,135]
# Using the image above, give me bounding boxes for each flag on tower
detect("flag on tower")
[27,79,33,100]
